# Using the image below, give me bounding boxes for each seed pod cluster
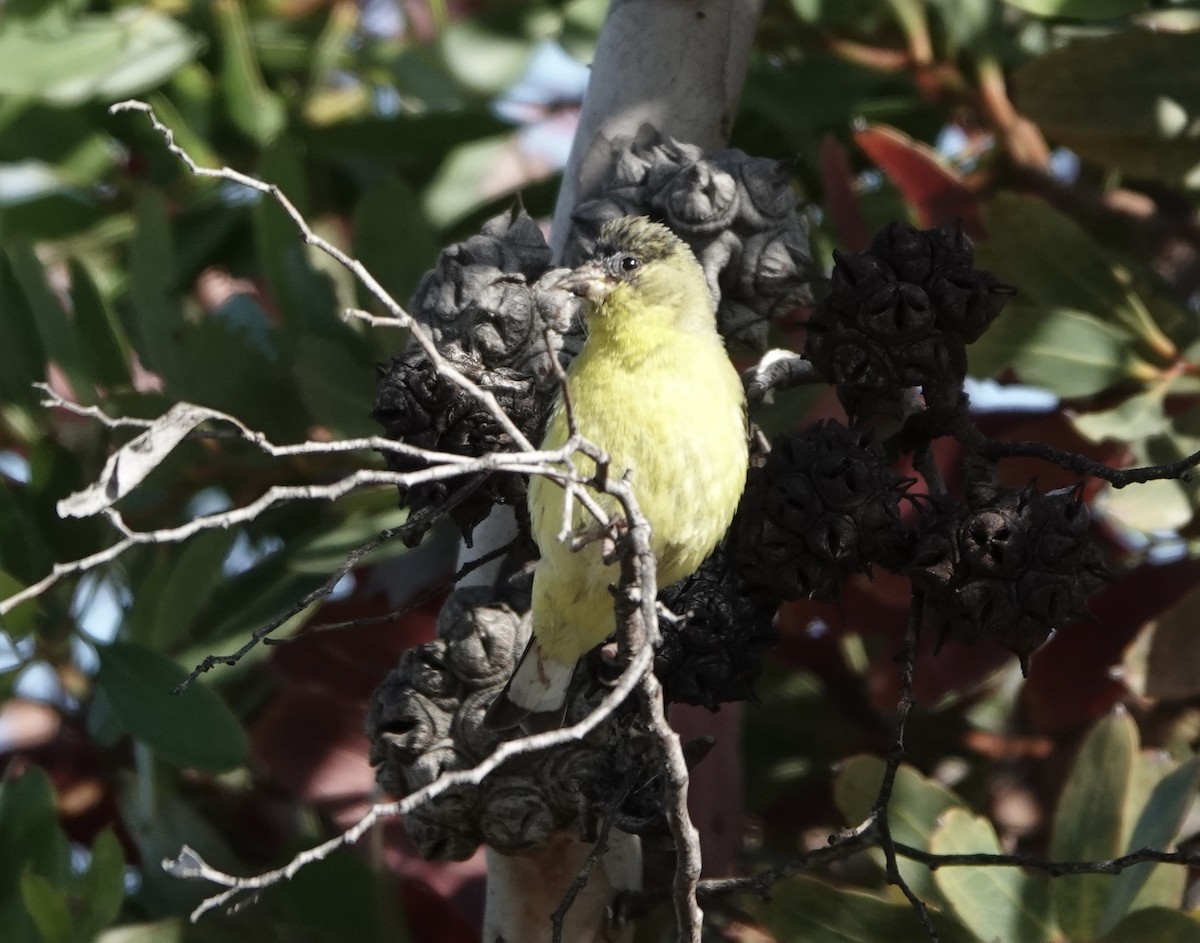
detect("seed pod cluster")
[910,484,1110,673]
[655,544,779,709]
[366,576,677,859]
[735,421,914,601]
[568,129,814,350]
[804,221,1014,419]
[408,206,583,383]
[372,207,582,542]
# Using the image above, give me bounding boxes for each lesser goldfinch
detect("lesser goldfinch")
[486,216,748,728]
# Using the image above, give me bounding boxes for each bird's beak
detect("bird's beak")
[553,261,615,302]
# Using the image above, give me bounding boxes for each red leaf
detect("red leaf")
[854,123,984,236]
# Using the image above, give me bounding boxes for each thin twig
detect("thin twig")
[550,770,639,943]
[872,597,938,942]
[272,539,518,642]
[109,100,535,453]
[173,643,656,921]
[958,425,1200,488]
[894,842,1200,875]
[175,476,485,691]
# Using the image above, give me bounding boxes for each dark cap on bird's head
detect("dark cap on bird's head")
[556,216,689,302]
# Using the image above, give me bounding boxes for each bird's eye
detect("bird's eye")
[619,255,641,273]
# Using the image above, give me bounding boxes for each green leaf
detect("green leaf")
[1101,907,1200,943]
[128,189,183,384]
[0,10,200,105]
[1099,474,1194,534]
[1102,756,1200,931]
[214,0,285,145]
[290,503,410,573]
[930,809,1056,943]
[293,334,380,437]
[0,251,44,411]
[273,847,413,943]
[1013,30,1200,187]
[78,828,126,937]
[352,176,439,311]
[1073,385,1170,445]
[253,139,340,336]
[95,641,247,773]
[136,531,237,652]
[69,259,132,391]
[93,918,185,943]
[755,874,981,943]
[20,872,71,943]
[1001,0,1146,17]
[437,18,534,96]
[301,111,512,159]
[173,315,309,440]
[423,134,529,228]
[7,240,92,399]
[977,195,1177,361]
[0,768,71,943]
[969,305,1149,398]
[833,755,966,900]
[1050,711,1138,942]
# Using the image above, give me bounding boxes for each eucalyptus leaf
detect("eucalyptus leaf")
[754,874,980,943]
[0,768,71,943]
[1072,386,1170,445]
[214,0,285,144]
[1101,907,1200,943]
[19,872,71,943]
[0,250,44,411]
[977,195,1177,360]
[128,190,183,384]
[968,305,1148,398]
[1014,30,1200,187]
[78,828,126,938]
[95,641,247,773]
[931,809,1056,943]
[69,259,132,391]
[0,10,200,105]
[1050,711,1138,942]
[352,176,439,312]
[834,755,966,900]
[1140,584,1200,701]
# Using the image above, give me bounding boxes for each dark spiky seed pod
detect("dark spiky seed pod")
[911,485,1110,673]
[804,222,1013,419]
[371,346,544,543]
[735,421,914,602]
[654,543,779,710]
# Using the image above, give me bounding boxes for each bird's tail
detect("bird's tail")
[483,639,576,731]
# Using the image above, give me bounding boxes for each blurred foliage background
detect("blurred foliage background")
[5,0,1200,941]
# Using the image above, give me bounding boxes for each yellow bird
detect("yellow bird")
[486,216,748,728]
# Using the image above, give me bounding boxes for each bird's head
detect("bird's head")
[556,217,712,327]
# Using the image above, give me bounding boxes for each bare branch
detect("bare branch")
[171,644,656,921]
[109,99,535,453]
